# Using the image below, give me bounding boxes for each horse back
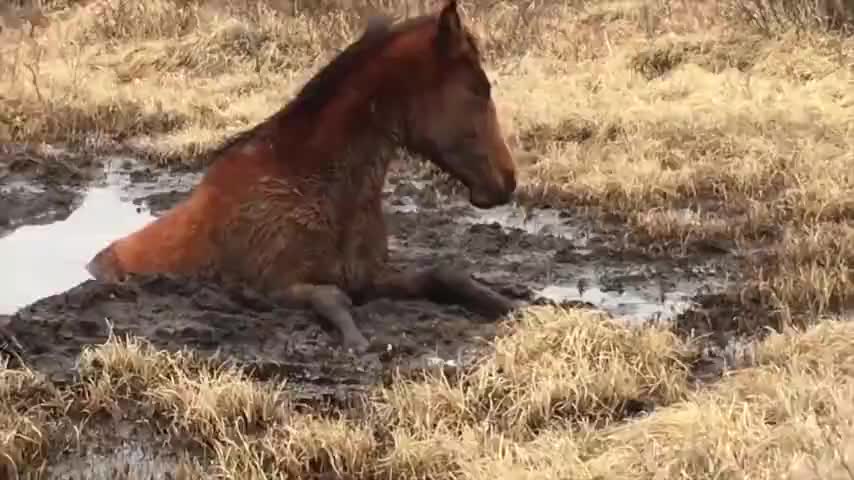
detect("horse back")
[88,142,279,282]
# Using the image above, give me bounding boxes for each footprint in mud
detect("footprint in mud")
[0,158,734,399]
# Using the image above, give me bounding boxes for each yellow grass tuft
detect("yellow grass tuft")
[380,306,695,438]
[77,334,289,444]
[0,366,59,476]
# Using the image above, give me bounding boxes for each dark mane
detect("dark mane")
[206,14,437,160]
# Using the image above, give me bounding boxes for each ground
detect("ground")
[0,0,853,478]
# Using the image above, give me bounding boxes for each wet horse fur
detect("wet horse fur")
[86,1,519,352]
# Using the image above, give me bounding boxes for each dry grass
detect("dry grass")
[1,307,854,478]
[1,0,854,477]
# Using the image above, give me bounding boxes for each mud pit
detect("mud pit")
[1,153,734,399]
[0,149,741,477]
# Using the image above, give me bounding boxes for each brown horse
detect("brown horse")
[86,1,519,353]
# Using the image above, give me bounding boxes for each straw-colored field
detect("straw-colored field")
[0,0,852,478]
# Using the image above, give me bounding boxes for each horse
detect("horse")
[86,0,519,353]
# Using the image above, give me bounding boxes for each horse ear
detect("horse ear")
[436,0,464,55]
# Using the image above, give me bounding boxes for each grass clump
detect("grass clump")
[77,334,289,444]
[380,307,695,438]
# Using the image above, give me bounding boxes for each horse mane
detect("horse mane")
[206,13,438,161]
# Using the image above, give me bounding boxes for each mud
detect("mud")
[1,156,737,379]
[0,145,91,236]
[0,153,738,476]
[43,413,196,480]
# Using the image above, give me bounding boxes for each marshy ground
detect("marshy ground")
[0,0,852,478]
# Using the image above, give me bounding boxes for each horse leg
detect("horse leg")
[368,266,519,319]
[272,283,370,353]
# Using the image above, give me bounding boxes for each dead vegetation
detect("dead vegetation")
[2,308,854,478]
[1,0,853,477]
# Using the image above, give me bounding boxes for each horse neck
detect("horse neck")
[307,91,407,208]
[269,45,420,205]
[332,129,397,207]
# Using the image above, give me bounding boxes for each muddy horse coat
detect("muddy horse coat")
[86,1,519,352]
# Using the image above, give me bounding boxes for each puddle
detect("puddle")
[0,183,155,314]
[444,194,731,325]
[0,156,207,314]
[463,203,587,243]
[379,175,732,326]
[536,282,701,324]
[384,179,591,244]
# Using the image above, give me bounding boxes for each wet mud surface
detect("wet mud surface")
[0,149,741,476]
[40,412,197,480]
[0,153,739,384]
[0,145,91,235]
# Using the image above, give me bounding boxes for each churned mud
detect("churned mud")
[0,151,742,476]
[0,154,739,388]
